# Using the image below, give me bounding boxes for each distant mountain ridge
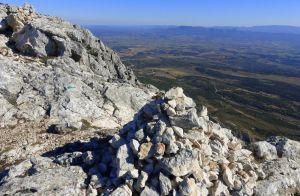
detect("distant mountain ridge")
[86,25,300,35]
[238,25,300,35]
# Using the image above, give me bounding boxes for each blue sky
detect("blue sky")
[2,0,300,26]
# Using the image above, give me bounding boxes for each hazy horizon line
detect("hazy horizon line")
[84,24,300,28]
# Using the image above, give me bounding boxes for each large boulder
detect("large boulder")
[255,158,300,196]
[12,24,59,57]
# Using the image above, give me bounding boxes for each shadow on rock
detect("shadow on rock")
[1,88,300,196]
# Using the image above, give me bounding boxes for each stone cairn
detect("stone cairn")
[83,87,262,195]
[1,4,299,195]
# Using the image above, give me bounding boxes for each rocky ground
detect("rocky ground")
[0,3,300,196]
[0,2,155,171]
[0,119,117,171]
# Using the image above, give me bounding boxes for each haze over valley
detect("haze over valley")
[89,25,300,141]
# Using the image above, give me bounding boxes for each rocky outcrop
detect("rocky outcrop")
[251,141,277,160]
[0,3,156,131]
[254,136,300,196]
[0,156,87,195]
[0,3,300,196]
[1,87,299,195]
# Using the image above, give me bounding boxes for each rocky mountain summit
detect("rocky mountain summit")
[0,3,155,131]
[0,3,300,196]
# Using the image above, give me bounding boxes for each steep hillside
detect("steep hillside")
[0,4,299,196]
[88,25,300,141]
[0,3,155,172]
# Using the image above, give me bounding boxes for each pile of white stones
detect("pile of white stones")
[1,87,299,195]
[89,87,262,195]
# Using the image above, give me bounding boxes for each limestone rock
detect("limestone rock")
[134,171,149,192]
[168,99,177,108]
[0,3,155,129]
[0,5,300,195]
[166,106,177,116]
[252,141,277,160]
[185,129,205,142]
[267,136,300,160]
[179,178,201,196]
[172,126,184,138]
[12,25,58,57]
[128,169,139,179]
[115,144,134,177]
[155,143,166,156]
[212,181,229,196]
[166,141,179,154]
[135,128,145,142]
[87,184,98,196]
[140,185,159,196]
[255,158,300,196]
[222,166,234,188]
[110,134,126,149]
[183,96,196,109]
[165,87,184,100]
[162,127,176,144]
[1,84,300,196]
[54,151,83,166]
[0,156,87,195]
[129,139,140,154]
[138,142,153,160]
[159,172,172,195]
[160,148,200,176]
[155,120,167,135]
[169,108,201,129]
[111,185,132,196]
[200,106,208,117]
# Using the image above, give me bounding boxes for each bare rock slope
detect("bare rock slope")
[0,3,155,132]
[0,4,299,196]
